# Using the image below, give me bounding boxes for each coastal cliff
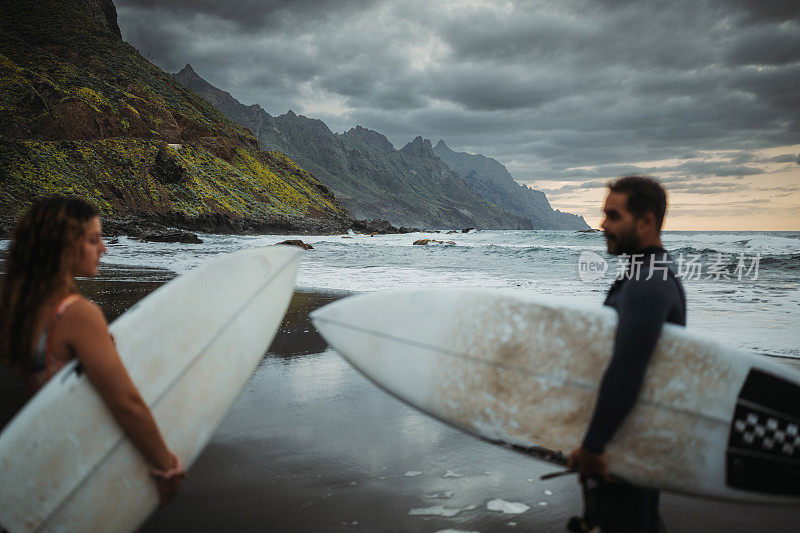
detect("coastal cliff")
[173,65,533,230]
[433,141,590,230]
[0,0,352,236]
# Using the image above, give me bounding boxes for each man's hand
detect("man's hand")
[567,447,609,481]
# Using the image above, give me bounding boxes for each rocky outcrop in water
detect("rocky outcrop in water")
[276,240,313,250]
[413,239,456,246]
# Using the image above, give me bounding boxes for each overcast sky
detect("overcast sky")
[116,0,800,229]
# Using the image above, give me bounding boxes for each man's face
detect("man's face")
[601,192,642,255]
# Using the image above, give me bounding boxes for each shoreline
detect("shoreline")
[1,266,799,530]
[142,282,800,532]
[80,273,800,531]
[0,215,423,241]
[0,267,352,431]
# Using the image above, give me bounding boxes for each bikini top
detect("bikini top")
[29,295,81,389]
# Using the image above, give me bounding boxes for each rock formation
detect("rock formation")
[0,0,351,235]
[433,140,590,230]
[173,66,533,230]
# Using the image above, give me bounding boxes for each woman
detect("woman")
[0,196,185,503]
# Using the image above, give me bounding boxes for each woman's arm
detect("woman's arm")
[57,298,183,501]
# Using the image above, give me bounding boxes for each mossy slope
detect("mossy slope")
[174,65,533,230]
[0,0,348,227]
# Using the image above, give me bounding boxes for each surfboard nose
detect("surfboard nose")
[310,294,358,325]
[311,291,446,409]
[308,300,337,323]
[311,291,411,367]
[310,288,481,347]
[310,295,367,357]
[311,290,416,340]
[269,244,304,266]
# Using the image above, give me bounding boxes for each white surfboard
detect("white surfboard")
[311,288,800,504]
[0,245,301,532]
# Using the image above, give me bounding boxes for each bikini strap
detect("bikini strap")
[45,294,82,381]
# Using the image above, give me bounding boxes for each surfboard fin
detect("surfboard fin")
[540,467,577,480]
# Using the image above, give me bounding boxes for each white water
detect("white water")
[4,229,798,357]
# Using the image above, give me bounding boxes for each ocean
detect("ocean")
[21,228,791,359]
[2,231,799,531]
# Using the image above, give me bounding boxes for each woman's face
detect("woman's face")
[73,216,106,277]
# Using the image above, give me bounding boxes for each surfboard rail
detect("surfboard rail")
[0,246,301,532]
[311,288,800,504]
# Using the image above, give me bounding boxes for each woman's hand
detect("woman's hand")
[151,451,187,504]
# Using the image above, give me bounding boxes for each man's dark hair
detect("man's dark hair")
[608,175,667,231]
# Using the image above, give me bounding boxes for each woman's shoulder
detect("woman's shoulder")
[59,296,107,327]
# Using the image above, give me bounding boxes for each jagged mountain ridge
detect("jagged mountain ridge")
[173,65,532,230]
[432,141,589,230]
[0,1,349,232]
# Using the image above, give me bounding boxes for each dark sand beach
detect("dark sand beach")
[2,267,800,532]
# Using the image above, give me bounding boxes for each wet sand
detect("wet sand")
[140,286,799,532]
[2,268,800,531]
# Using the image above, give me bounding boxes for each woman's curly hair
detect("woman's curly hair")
[0,196,98,373]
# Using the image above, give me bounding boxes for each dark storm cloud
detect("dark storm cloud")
[536,179,611,195]
[115,0,800,190]
[761,185,800,193]
[518,153,778,183]
[725,24,800,66]
[664,182,746,195]
[730,0,800,25]
[670,161,765,178]
[542,179,799,201]
[118,0,378,33]
[437,1,721,71]
[758,154,798,164]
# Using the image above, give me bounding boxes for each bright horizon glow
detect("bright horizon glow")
[526,144,800,231]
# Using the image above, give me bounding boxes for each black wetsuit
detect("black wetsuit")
[581,247,686,532]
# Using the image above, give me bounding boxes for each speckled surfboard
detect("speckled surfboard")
[311,288,800,504]
[0,246,301,532]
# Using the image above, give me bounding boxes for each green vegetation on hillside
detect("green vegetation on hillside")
[0,139,342,219]
[0,0,349,227]
[174,66,532,230]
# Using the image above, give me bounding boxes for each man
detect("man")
[567,176,686,532]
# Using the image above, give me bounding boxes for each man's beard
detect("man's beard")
[605,228,642,256]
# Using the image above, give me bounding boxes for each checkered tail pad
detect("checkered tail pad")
[726,369,800,495]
